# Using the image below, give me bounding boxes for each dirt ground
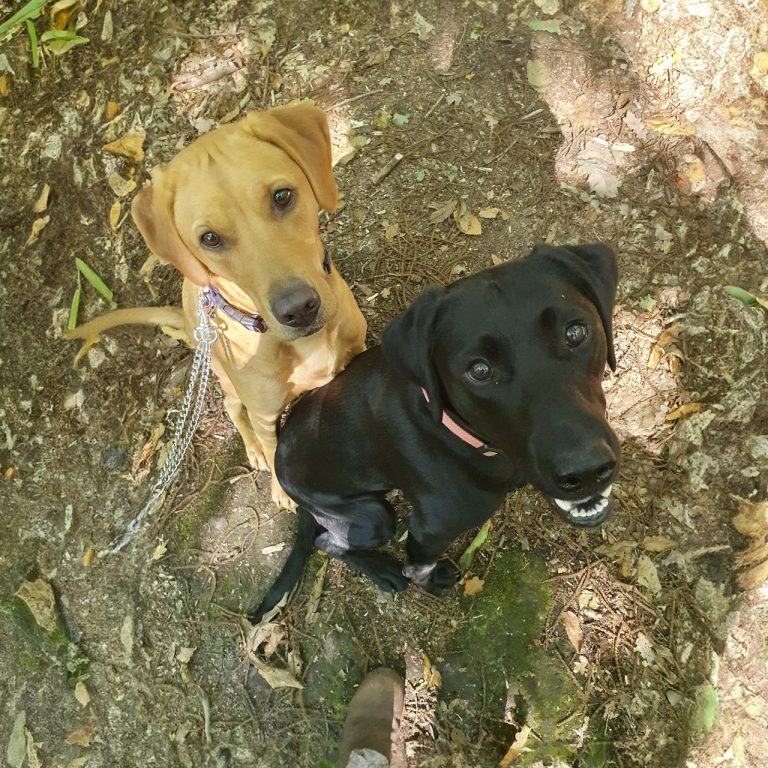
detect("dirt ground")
[1,1,768,767]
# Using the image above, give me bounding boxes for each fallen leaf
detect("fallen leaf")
[499,724,531,768]
[642,535,676,553]
[724,285,768,311]
[65,723,97,747]
[635,554,662,594]
[103,128,146,162]
[526,19,562,33]
[411,11,434,41]
[732,500,768,537]
[26,216,50,246]
[692,683,718,732]
[644,113,695,136]
[478,207,501,219]
[25,730,41,768]
[33,183,50,213]
[665,402,702,421]
[422,654,442,687]
[534,0,560,13]
[526,59,550,92]
[152,540,168,561]
[453,201,482,236]
[74,681,91,707]
[428,199,457,225]
[562,610,583,652]
[463,575,485,596]
[50,0,82,31]
[249,655,303,689]
[109,200,121,231]
[15,579,58,633]
[391,113,409,126]
[106,101,120,119]
[384,222,400,241]
[363,45,393,67]
[491,255,503,266]
[132,423,165,477]
[176,647,196,664]
[450,263,468,278]
[120,614,133,657]
[576,157,619,197]
[647,327,679,372]
[82,547,94,567]
[305,558,329,624]
[107,171,137,198]
[0,75,10,96]
[634,632,656,665]
[261,543,285,555]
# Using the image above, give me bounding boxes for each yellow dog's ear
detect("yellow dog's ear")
[131,169,209,287]
[244,102,338,212]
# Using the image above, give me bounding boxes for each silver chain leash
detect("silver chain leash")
[102,290,219,555]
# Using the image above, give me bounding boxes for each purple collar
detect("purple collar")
[204,285,268,333]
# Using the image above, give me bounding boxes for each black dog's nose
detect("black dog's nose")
[553,449,617,495]
[271,284,321,328]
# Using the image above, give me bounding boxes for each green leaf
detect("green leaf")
[67,285,81,330]
[26,18,39,68]
[525,19,563,34]
[415,169,426,182]
[41,30,89,55]
[0,0,45,39]
[392,113,410,127]
[458,520,491,573]
[724,285,758,306]
[75,258,113,302]
[638,294,657,311]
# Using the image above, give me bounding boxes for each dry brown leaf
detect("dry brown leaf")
[132,423,165,477]
[15,579,58,633]
[647,327,678,372]
[74,681,91,707]
[82,547,94,567]
[463,575,485,596]
[562,610,583,652]
[635,554,662,594]
[642,535,676,553]
[103,128,146,163]
[33,184,50,213]
[65,723,97,747]
[428,199,457,225]
[491,255,503,266]
[644,113,696,136]
[453,201,482,236]
[26,216,50,246]
[176,647,196,664]
[422,654,442,688]
[106,101,120,120]
[51,0,82,30]
[665,402,702,421]
[107,171,137,198]
[152,540,168,561]
[0,75,10,96]
[737,559,768,590]
[305,558,329,624]
[732,500,768,537]
[109,200,122,231]
[479,207,502,219]
[249,655,303,689]
[384,222,400,241]
[499,724,531,768]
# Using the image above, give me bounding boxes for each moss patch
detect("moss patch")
[443,549,581,763]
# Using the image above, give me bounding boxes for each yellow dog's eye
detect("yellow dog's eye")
[201,231,222,249]
[273,188,294,208]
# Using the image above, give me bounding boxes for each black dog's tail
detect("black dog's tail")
[249,506,319,624]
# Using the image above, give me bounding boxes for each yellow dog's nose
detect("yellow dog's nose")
[271,283,321,328]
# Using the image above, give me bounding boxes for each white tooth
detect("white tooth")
[555,498,573,511]
[601,484,612,498]
[596,498,608,511]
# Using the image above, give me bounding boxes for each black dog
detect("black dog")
[251,244,620,622]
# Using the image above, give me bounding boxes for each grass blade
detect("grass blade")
[67,285,81,330]
[724,285,758,307]
[0,0,46,39]
[458,520,491,573]
[26,19,39,68]
[75,258,113,302]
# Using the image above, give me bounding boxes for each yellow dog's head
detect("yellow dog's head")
[132,102,341,341]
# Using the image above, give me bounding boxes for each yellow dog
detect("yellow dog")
[67,102,366,508]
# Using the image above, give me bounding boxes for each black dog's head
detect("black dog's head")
[381,243,621,527]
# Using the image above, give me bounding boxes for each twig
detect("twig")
[372,153,404,185]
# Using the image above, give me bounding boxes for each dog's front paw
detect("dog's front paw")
[424,561,460,595]
[245,442,269,472]
[270,477,296,510]
[366,556,409,593]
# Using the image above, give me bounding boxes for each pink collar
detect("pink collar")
[422,389,499,457]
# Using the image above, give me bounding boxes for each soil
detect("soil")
[1,1,767,767]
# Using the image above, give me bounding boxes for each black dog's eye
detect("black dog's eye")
[200,231,222,249]
[273,188,294,208]
[565,321,588,347]
[467,359,493,382]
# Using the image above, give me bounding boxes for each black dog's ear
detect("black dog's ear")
[380,285,446,421]
[543,243,618,371]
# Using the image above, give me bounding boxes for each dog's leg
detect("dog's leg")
[312,496,409,593]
